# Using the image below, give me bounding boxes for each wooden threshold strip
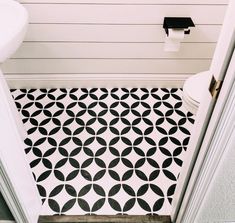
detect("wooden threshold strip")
[38,215,171,223]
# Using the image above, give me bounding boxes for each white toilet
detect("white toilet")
[182,71,210,115]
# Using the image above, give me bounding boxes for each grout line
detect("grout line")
[22,41,217,44]
[5,72,195,75]
[22,2,228,5]
[10,58,212,60]
[28,22,223,26]
[28,23,223,26]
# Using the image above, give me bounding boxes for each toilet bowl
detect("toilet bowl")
[182,71,210,115]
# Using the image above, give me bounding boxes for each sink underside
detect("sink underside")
[0,0,28,62]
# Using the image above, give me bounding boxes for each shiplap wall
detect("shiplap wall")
[3,0,228,87]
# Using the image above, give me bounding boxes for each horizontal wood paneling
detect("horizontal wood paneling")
[13,43,216,59]
[7,1,228,87]
[24,4,227,24]
[25,24,222,43]
[19,0,228,5]
[3,59,211,74]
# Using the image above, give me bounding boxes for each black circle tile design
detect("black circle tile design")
[11,88,195,215]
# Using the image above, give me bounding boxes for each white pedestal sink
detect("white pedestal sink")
[0,0,28,62]
[0,1,42,223]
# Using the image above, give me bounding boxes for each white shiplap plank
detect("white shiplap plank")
[13,42,216,59]
[11,0,226,88]
[24,4,227,24]
[25,24,222,43]
[19,0,229,4]
[2,59,211,74]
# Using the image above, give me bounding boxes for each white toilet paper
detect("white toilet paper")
[164,29,185,52]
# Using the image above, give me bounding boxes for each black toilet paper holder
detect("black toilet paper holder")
[163,17,195,36]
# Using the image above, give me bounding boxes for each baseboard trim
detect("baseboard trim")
[5,73,191,88]
[38,215,171,223]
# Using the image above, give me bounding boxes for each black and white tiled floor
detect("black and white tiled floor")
[11,88,194,216]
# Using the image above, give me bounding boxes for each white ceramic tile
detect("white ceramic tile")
[11,88,195,215]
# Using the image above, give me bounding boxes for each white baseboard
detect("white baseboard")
[5,73,191,88]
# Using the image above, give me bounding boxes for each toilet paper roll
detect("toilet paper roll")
[168,29,185,40]
[164,29,185,52]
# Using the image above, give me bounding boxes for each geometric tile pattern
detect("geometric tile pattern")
[11,88,194,215]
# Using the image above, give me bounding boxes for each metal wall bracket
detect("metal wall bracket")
[209,75,223,99]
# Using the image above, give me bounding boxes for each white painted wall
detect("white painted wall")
[195,130,235,222]
[0,71,42,222]
[3,0,228,88]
